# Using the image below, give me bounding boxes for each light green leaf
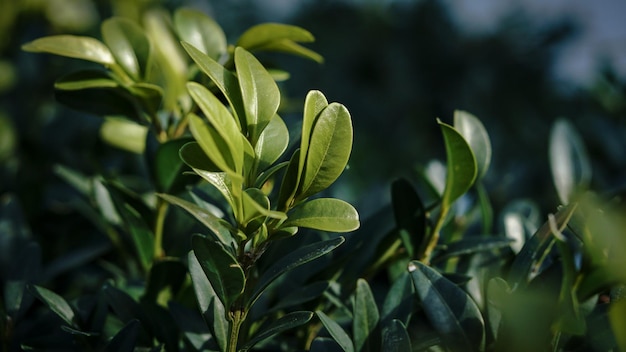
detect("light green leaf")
[29,285,76,327]
[188,113,241,181]
[192,235,245,310]
[257,39,324,63]
[381,320,411,352]
[242,311,314,351]
[188,82,244,173]
[99,117,148,154]
[22,35,115,65]
[408,260,485,352]
[454,110,491,179]
[179,141,220,172]
[182,41,246,129]
[353,279,380,352]
[127,82,163,117]
[299,103,353,199]
[299,90,329,186]
[254,114,289,176]
[234,46,280,145]
[438,119,477,209]
[237,23,314,49]
[174,8,226,61]
[158,193,234,246]
[241,187,285,227]
[102,17,152,81]
[549,118,591,205]
[283,198,359,233]
[248,237,344,309]
[317,310,355,352]
[54,70,118,90]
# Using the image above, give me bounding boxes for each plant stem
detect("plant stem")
[228,309,246,352]
[418,204,449,265]
[154,199,168,259]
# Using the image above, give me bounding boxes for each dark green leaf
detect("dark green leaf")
[269,281,329,312]
[104,319,140,352]
[55,87,139,119]
[54,70,118,90]
[317,310,355,352]
[438,119,477,209]
[127,82,163,117]
[353,279,379,352]
[283,198,359,232]
[454,110,491,179]
[179,141,220,172]
[242,311,313,351]
[119,203,154,272]
[192,234,245,310]
[102,17,152,81]
[22,35,115,65]
[29,285,76,327]
[391,178,425,258]
[408,260,485,352]
[248,237,344,309]
[153,138,193,193]
[311,337,344,352]
[431,237,514,263]
[277,149,301,211]
[486,277,509,340]
[381,319,411,352]
[174,8,226,60]
[381,272,413,327]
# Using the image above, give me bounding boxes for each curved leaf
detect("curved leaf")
[104,319,140,352]
[254,114,289,176]
[153,138,193,193]
[192,235,245,310]
[248,237,344,309]
[241,188,286,226]
[237,23,314,49]
[54,70,118,90]
[299,90,329,185]
[22,35,115,65]
[408,260,485,352]
[254,39,324,63]
[438,119,477,209]
[188,113,241,180]
[454,110,492,179]
[381,272,413,327]
[381,320,412,352]
[174,8,226,61]
[234,47,280,145]
[269,281,330,312]
[299,103,353,199]
[242,311,314,351]
[431,237,514,263]
[317,310,355,352]
[29,285,76,327]
[119,203,154,271]
[353,279,380,352]
[55,86,139,119]
[99,117,148,154]
[549,118,591,205]
[102,17,152,81]
[283,198,359,232]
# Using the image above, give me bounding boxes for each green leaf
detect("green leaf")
[311,337,345,352]
[54,70,119,90]
[181,41,246,129]
[353,279,380,352]
[486,277,509,340]
[179,141,221,172]
[254,114,289,176]
[381,272,413,327]
[610,299,626,351]
[22,35,115,65]
[454,110,492,179]
[119,204,154,271]
[252,39,324,63]
[192,234,245,310]
[549,118,591,205]
[408,260,485,352]
[188,82,244,173]
[283,198,359,233]
[234,46,280,145]
[99,117,148,154]
[236,23,322,63]
[188,251,228,351]
[241,187,286,226]
[242,311,314,351]
[438,119,477,209]
[391,178,426,258]
[104,319,140,352]
[102,17,152,81]
[192,168,237,214]
[248,237,344,309]
[158,193,234,246]
[277,149,301,211]
[317,310,355,352]
[55,86,139,119]
[153,138,193,193]
[188,113,241,180]
[431,237,514,263]
[299,103,353,199]
[269,281,329,312]
[174,8,226,61]
[299,90,329,187]
[127,82,163,117]
[381,320,412,352]
[29,285,76,327]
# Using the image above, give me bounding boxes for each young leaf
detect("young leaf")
[408,260,485,352]
[549,118,591,205]
[29,285,76,327]
[454,110,492,179]
[192,234,245,310]
[438,119,477,210]
[353,279,380,352]
[283,198,359,232]
[241,187,286,225]
[174,8,226,61]
[241,311,314,351]
[99,117,148,154]
[179,141,220,172]
[317,310,355,352]
[300,90,329,182]
[381,319,412,352]
[234,46,280,145]
[247,237,344,309]
[299,103,353,199]
[22,35,115,65]
[254,114,289,176]
[104,319,140,352]
[188,113,241,181]
[102,17,152,81]
[236,23,322,63]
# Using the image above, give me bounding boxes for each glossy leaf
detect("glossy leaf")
[188,113,241,180]
[299,90,329,182]
[241,187,286,226]
[236,23,322,63]
[174,8,226,61]
[299,103,353,199]
[454,110,492,179]
[248,237,344,309]
[408,260,485,352]
[104,319,140,352]
[192,234,245,310]
[242,311,314,351]
[54,70,118,90]
[283,198,359,232]
[193,169,238,215]
[181,41,246,128]
[317,310,355,352]
[22,35,115,65]
[438,119,477,209]
[100,117,148,154]
[102,17,152,81]
[353,279,380,352]
[431,237,514,263]
[254,114,289,176]
[391,178,426,258]
[381,272,413,327]
[549,118,591,204]
[158,193,233,246]
[179,141,220,172]
[235,47,280,145]
[188,251,228,351]
[29,285,76,327]
[153,138,192,193]
[381,319,411,352]
[311,337,344,352]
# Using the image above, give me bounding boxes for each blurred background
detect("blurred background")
[1,0,625,243]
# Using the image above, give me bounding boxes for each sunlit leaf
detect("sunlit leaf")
[242,311,314,351]
[438,119,477,209]
[253,39,324,63]
[174,8,226,61]
[237,23,314,49]
[299,90,329,183]
[317,310,355,352]
[353,279,379,352]
[454,110,492,179]
[254,114,289,176]
[188,113,241,180]
[283,198,359,232]
[102,17,152,81]
[22,35,115,65]
[99,117,148,154]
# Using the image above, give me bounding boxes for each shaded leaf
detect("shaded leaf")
[242,311,314,351]
[381,272,413,327]
[179,141,220,172]
[311,337,344,352]
[188,113,241,180]
[486,277,509,340]
[431,237,514,263]
[153,138,193,193]
[391,178,426,258]
[408,260,485,352]
[102,17,152,81]
[174,8,226,60]
[353,279,380,352]
[283,198,359,232]
[119,203,154,271]
[269,281,329,312]
[381,319,411,352]
[277,149,301,211]
[22,35,115,65]
[55,87,139,119]
[29,285,76,327]
[438,119,477,209]
[454,110,492,179]
[54,70,118,90]
[317,310,355,352]
[104,319,140,352]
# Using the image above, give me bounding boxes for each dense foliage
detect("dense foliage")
[1,1,625,352]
